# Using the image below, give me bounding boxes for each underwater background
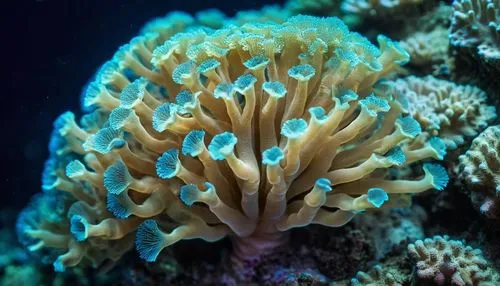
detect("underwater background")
[2,0,499,285]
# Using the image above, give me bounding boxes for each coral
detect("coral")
[0,264,42,286]
[353,206,427,259]
[408,235,500,285]
[377,75,496,149]
[400,26,454,76]
[450,0,500,72]
[16,14,450,276]
[305,227,374,280]
[285,0,340,16]
[350,265,406,286]
[341,0,436,23]
[456,125,500,219]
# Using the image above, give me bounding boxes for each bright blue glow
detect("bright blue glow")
[367,188,389,208]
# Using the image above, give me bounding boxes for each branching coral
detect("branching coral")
[16,15,450,273]
[341,0,437,23]
[408,235,500,285]
[450,0,500,71]
[400,27,454,76]
[456,125,500,220]
[377,75,496,149]
[351,265,404,286]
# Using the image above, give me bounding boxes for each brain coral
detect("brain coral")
[16,15,450,273]
[408,235,500,285]
[457,125,500,219]
[450,0,500,71]
[377,75,497,149]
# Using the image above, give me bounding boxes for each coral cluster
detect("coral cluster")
[15,14,451,274]
[408,235,500,285]
[351,264,405,286]
[400,26,453,76]
[457,125,500,220]
[450,0,500,71]
[286,0,340,16]
[378,75,497,149]
[341,0,437,23]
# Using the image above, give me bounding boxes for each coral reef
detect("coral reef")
[15,14,451,278]
[350,264,406,286]
[400,26,454,76]
[456,125,500,220]
[286,0,340,16]
[450,0,500,72]
[378,75,497,149]
[341,0,437,23]
[408,235,500,285]
[353,206,427,259]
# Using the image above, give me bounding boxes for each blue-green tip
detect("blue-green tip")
[308,107,328,124]
[120,79,146,108]
[156,149,181,179]
[53,111,76,136]
[315,178,332,192]
[262,146,284,166]
[179,184,200,207]
[172,61,196,85]
[429,137,447,160]
[359,94,390,117]
[53,258,65,272]
[208,132,237,160]
[152,103,178,132]
[281,118,308,139]
[91,127,126,154]
[65,160,86,179]
[243,56,270,70]
[234,74,257,94]
[214,83,235,100]
[197,58,221,74]
[367,188,389,208]
[176,90,199,114]
[288,64,315,81]
[136,220,164,262]
[423,163,449,191]
[397,116,422,138]
[70,215,89,242]
[109,107,134,130]
[104,160,133,195]
[106,193,131,219]
[385,146,407,166]
[182,130,206,157]
[262,81,287,98]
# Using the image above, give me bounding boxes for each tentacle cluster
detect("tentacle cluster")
[17,15,450,271]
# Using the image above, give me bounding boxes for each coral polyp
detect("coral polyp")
[16,15,451,273]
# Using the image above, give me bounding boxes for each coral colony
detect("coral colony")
[13,0,500,284]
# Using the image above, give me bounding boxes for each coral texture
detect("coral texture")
[408,235,500,285]
[351,265,405,286]
[378,75,496,149]
[341,0,436,22]
[450,0,500,71]
[400,26,454,76]
[457,125,500,219]
[16,15,450,274]
[286,0,340,15]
